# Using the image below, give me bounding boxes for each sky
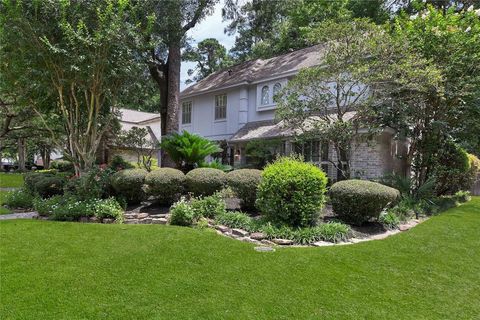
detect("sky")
[181,2,236,90]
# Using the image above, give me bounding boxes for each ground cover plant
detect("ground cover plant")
[1,198,479,319]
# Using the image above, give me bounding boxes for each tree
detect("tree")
[135,0,218,139]
[1,1,141,174]
[183,38,232,84]
[276,19,443,182]
[116,127,157,172]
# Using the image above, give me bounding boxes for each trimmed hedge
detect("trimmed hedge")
[111,169,147,204]
[226,169,262,211]
[330,179,400,225]
[185,168,226,196]
[145,168,186,205]
[24,172,66,198]
[256,157,328,227]
[50,160,74,172]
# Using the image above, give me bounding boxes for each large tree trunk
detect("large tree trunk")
[17,137,26,171]
[148,61,168,136]
[166,43,181,135]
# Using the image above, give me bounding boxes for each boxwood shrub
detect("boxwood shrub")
[50,160,74,172]
[256,157,328,227]
[226,169,262,211]
[330,179,400,225]
[145,168,186,204]
[185,168,226,196]
[111,169,147,204]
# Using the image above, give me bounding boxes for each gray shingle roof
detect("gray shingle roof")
[181,45,324,97]
[118,108,160,124]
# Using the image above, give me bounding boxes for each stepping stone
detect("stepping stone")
[124,219,139,224]
[254,246,275,252]
[138,218,152,224]
[215,225,230,233]
[137,213,149,219]
[231,228,249,237]
[250,232,266,240]
[152,218,168,224]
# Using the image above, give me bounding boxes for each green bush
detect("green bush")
[256,157,328,227]
[109,155,134,171]
[226,169,262,211]
[24,172,49,194]
[93,198,124,223]
[64,167,114,201]
[330,179,400,225]
[215,211,254,231]
[453,191,471,203]
[169,198,196,226]
[111,169,147,204]
[379,211,400,230]
[50,160,74,172]
[51,197,96,221]
[433,141,470,195]
[190,193,226,219]
[33,175,66,198]
[258,222,350,244]
[185,168,226,196]
[33,196,62,216]
[3,189,34,209]
[145,168,186,205]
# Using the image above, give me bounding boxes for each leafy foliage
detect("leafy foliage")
[190,192,227,219]
[185,168,226,197]
[144,168,186,205]
[330,180,400,225]
[169,197,197,226]
[245,139,283,169]
[256,157,328,227]
[226,169,262,211]
[3,189,34,209]
[433,140,470,195]
[111,169,147,204]
[161,131,222,172]
[116,126,157,172]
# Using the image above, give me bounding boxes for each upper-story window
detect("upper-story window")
[181,101,192,124]
[273,83,282,97]
[215,94,227,120]
[261,86,270,105]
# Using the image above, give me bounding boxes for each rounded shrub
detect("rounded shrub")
[111,169,147,204]
[169,198,196,226]
[33,175,66,198]
[50,160,74,172]
[433,141,470,195]
[185,168,226,196]
[256,157,328,227]
[330,179,400,225]
[226,169,262,211]
[145,168,186,205]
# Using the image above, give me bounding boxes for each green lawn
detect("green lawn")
[0,172,24,188]
[1,198,479,319]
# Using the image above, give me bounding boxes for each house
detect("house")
[180,45,408,181]
[108,108,161,164]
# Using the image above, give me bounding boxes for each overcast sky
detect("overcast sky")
[181,2,236,90]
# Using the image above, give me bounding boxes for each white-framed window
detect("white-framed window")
[273,82,282,97]
[261,85,270,105]
[182,101,192,124]
[215,94,227,120]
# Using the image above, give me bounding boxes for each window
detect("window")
[215,94,227,120]
[321,164,329,175]
[261,86,270,105]
[321,142,329,161]
[273,83,282,97]
[182,101,192,124]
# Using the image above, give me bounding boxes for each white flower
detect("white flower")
[421,12,429,19]
[465,26,471,32]
[467,5,474,12]
[475,8,480,16]
[410,13,418,20]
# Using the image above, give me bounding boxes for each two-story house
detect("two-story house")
[179,45,408,181]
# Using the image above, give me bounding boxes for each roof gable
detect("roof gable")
[181,45,324,98]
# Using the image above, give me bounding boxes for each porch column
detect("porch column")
[238,87,248,127]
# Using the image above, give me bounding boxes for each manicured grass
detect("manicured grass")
[0,172,24,188]
[0,191,12,214]
[1,198,479,319]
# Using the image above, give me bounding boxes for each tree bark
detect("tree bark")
[17,137,26,171]
[166,43,181,135]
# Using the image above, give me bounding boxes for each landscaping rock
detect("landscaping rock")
[152,218,168,224]
[138,218,152,224]
[261,239,275,246]
[312,241,334,247]
[272,238,294,245]
[231,228,249,237]
[250,232,266,240]
[89,216,98,223]
[79,217,90,223]
[102,218,114,224]
[124,213,137,219]
[149,214,168,219]
[215,225,230,233]
[124,219,139,224]
[137,213,149,219]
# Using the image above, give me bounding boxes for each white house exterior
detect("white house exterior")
[179,45,408,181]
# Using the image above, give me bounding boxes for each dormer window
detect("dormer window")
[261,86,270,105]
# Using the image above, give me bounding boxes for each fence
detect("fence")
[471,174,480,196]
